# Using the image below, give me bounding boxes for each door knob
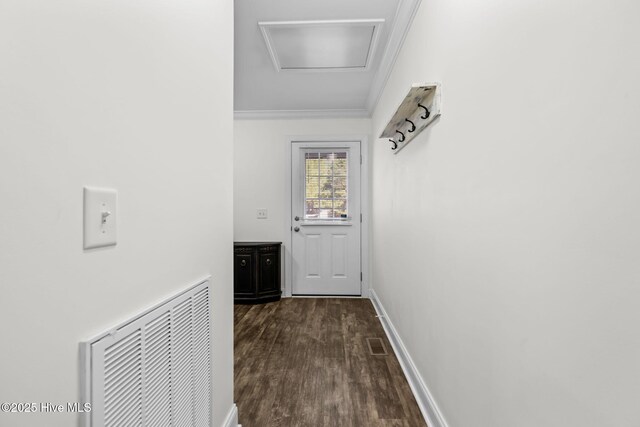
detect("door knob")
[294,216,300,221]
[294,227,300,232]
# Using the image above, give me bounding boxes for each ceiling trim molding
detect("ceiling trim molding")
[365,0,423,115]
[258,19,385,73]
[234,109,370,120]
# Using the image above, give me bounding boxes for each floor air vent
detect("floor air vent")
[81,279,211,427]
[366,337,388,356]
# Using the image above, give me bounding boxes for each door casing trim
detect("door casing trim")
[284,135,370,298]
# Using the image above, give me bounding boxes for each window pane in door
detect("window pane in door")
[306,154,319,176]
[333,154,347,176]
[305,175,319,199]
[306,199,320,216]
[318,155,332,176]
[334,199,347,217]
[319,177,333,198]
[304,151,349,219]
[333,176,346,199]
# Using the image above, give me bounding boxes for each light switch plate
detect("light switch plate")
[257,208,268,219]
[83,186,117,249]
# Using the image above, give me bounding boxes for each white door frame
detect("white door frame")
[284,134,370,298]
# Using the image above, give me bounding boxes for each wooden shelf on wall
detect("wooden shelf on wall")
[380,83,441,153]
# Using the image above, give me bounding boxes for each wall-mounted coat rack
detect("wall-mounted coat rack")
[380,83,441,153]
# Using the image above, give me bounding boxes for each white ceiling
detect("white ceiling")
[234,0,420,119]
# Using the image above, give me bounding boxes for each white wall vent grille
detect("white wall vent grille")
[81,278,211,427]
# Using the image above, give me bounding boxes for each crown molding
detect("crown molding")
[366,0,422,114]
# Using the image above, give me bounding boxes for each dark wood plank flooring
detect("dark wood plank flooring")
[234,298,427,427]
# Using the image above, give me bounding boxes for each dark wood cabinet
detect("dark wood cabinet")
[234,242,282,304]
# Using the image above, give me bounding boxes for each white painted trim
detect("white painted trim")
[234,109,370,120]
[283,138,293,297]
[369,289,449,427]
[360,134,370,298]
[258,19,385,73]
[365,0,423,114]
[285,135,370,299]
[221,403,239,427]
[291,295,362,299]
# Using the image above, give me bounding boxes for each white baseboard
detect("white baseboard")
[221,403,239,427]
[369,289,448,427]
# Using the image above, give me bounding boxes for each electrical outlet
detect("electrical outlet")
[256,208,268,219]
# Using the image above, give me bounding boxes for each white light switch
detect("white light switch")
[84,186,117,249]
[257,208,268,219]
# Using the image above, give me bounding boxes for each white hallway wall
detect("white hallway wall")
[0,1,234,426]
[371,0,640,426]
[234,118,371,293]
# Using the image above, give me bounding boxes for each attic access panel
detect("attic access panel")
[259,19,384,72]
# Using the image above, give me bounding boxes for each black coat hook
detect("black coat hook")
[405,118,416,132]
[396,130,405,142]
[389,139,398,150]
[418,103,430,119]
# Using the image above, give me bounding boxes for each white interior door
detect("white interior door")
[291,141,361,295]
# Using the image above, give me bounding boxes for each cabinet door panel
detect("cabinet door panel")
[258,252,279,293]
[234,253,254,295]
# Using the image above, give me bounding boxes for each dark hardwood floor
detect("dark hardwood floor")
[234,298,427,427]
